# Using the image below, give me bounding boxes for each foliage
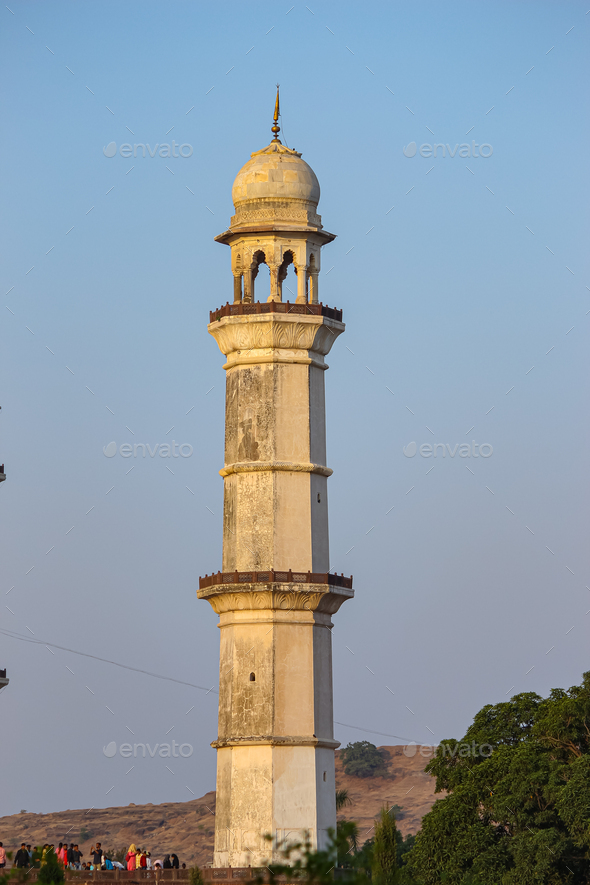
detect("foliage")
[36,848,64,885]
[389,805,404,821]
[252,806,419,885]
[341,742,389,779]
[337,820,360,864]
[189,866,204,885]
[395,831,415,865]
[372,807,398,885]
[406,671,590,884]
[255,825,369,885]
[354,837,375,880]
[336,789,353,812]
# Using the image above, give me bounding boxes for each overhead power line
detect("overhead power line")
[334,720,417,743]
[0,628,217,694]
[1,628,426,744]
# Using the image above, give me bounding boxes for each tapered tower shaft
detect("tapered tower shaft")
[199,106,353,869]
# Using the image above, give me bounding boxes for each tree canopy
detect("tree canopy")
[341,741,389,778]
[407,671,590,884]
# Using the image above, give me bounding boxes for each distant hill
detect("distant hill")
[335,744,441,841]
[0,746,439,866]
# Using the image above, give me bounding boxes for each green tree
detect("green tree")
[335,787,358,867]
[372,807,398,885]
[341,742,388,778]
[406,671,590,884]
[354,837,375,880]
[189,866,204,885]
[36,848,64,885]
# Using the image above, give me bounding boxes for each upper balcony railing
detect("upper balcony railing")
[199,570,353,590]
[209,301,342,324]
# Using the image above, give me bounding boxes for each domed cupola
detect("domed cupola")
[215,89,335,304]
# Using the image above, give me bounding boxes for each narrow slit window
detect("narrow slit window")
[249,672,256,682]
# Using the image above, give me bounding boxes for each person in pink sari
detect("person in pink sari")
[125,845,137,871]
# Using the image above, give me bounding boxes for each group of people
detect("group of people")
[57,842,109,870]
[124,844,182,871]
[3,840,183,872]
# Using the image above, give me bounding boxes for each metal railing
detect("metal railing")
[199,570,353,591]
[209,302,343,323]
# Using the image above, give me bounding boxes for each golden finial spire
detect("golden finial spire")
[271,84,281,142]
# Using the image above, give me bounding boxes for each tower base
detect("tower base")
[198,578,353,868]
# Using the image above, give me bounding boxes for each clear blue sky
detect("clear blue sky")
[1,1,589,818]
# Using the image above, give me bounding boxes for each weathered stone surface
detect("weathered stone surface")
[207,314,343,577]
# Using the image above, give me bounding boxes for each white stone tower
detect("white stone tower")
[198,91,354,869]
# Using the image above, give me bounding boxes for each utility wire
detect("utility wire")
[1,628,426,744]
[0,628,218,694]
[334,721,418,743]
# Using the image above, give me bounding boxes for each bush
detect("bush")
[341,742,389,778]
[37,849,64,885]
[189,867,204,885]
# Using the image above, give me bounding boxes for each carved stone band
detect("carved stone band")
[212,735,340,750]
[197,582,354,616]
[219,460,333,478]
[208,312,344,367]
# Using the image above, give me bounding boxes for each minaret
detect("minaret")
[198,91,354,869]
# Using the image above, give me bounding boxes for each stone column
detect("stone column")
[278,263,289,303]
[309,271,319,305]
[233,274,243,304]
[296,265,308,304]
[268,263,280,302]
[243,267,253,303]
